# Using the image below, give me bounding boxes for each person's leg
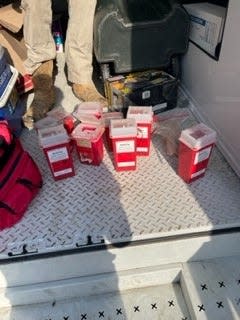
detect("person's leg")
[65,0,107,105]
[21,0,56,126]
[22,0,56,74]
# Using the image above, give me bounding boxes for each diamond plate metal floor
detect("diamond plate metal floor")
[0,115,239,259]
[0,54,240,259]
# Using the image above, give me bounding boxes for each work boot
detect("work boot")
[72,82,108,107]
[23,60,55,129]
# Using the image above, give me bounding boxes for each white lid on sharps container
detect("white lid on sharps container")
[110,118,137,138]
[127,106,153,123]
[38,124,69,148]
[179,123,217,150]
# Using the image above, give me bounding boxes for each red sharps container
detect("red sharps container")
[178,123,217,183]
[103,112,123,151]
[38,124,75,181]
[110,118,137,171]
[127,106,153,156]
[71,123,105,165]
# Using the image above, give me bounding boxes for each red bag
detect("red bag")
[0,121,42,230]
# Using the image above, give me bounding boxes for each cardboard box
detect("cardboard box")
[184,3,226,57]
[0,29,33,94]
[0,2,23,33]
[104,75,125,109]
[0,30,27,76]
[105,70,178,115]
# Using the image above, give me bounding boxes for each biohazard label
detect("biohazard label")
[194,146,212,164]
[116,140,135,153]
[47,147,69,163]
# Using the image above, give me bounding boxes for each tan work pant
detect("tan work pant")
[21,0,97,84]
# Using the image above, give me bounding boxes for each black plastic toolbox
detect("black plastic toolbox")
[94,0,190,74]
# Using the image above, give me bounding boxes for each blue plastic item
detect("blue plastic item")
[0,65,13,97]
[1,99,25,137]
[0,45,7,75]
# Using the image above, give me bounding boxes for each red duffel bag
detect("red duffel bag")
[0,120,42,230]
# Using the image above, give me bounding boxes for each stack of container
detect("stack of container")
[71,123,104,165]
[178,123,217,183]
[37,103,154,177]
[108,106,153,172]
[110,118,137,171]
[71,102,105,166]
[103,111,123,151]
[127,106,153,156]
[38,124,75,181]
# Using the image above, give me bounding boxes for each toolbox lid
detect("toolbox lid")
[127,106,153,123]
[38,124,69,147]
[179,123,217,149]
[71,123,104,142]
[110,118,137,138]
